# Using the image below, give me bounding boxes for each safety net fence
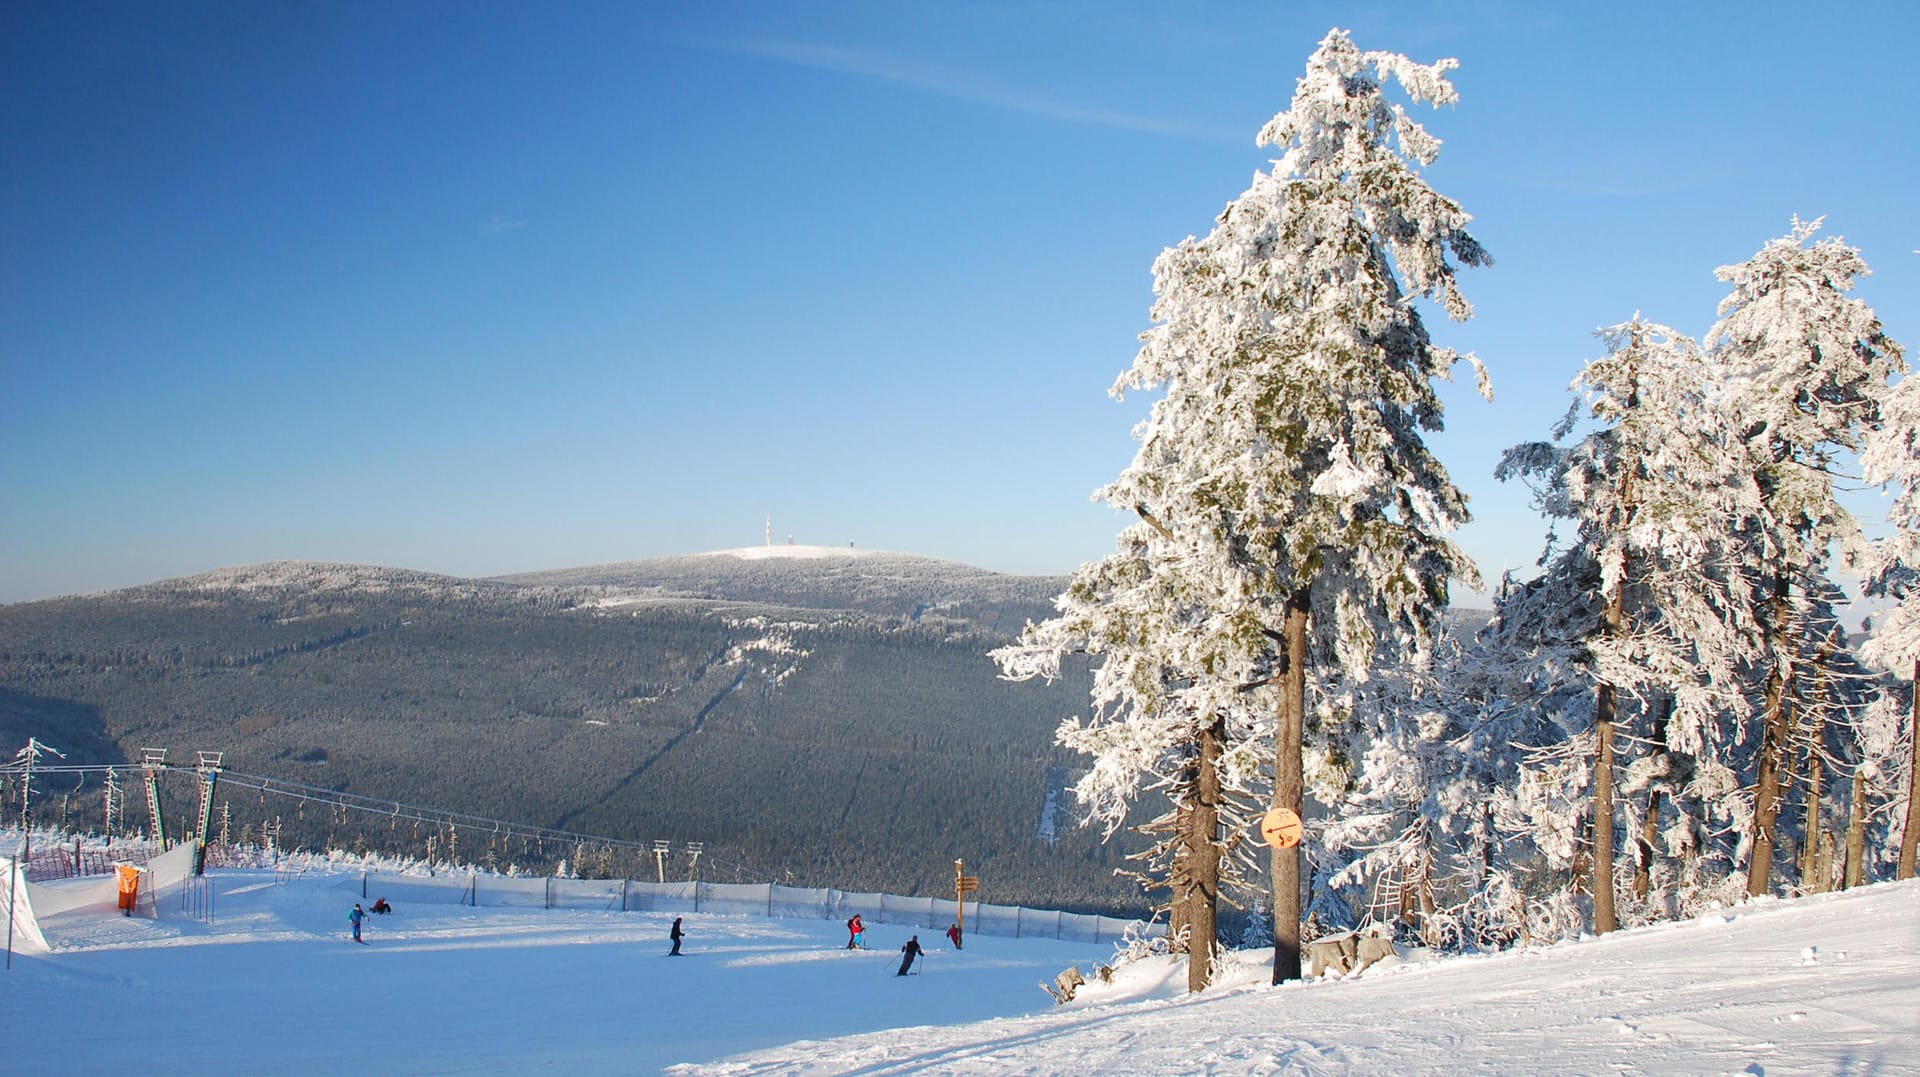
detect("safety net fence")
[348,871,1156,944]
[3,841,200,954]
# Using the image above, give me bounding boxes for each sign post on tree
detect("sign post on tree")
[1260,808,1302,849]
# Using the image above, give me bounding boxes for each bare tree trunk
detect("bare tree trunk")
[1800,744,1824,892]
[1591,418,1635,932]
[1399,859,1418,925]
[1901,662,1920,880]
[1593,693,1619,933]
[1748,575,1794,898]
[1799,632,1841,893]
[1789,748,1820,890]
[1481,800,1496,889]
[1270,593,1308,985]
[1844,769,1869,889]
[1634,696,1673,901]
[1416,850,1439,948]
[1634,791,1662,901]
[1184,717,1224,993]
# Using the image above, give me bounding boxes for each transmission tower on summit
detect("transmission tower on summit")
[765,514,772,546]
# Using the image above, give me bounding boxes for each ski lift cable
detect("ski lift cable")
[206,766,673,857]
[0,758,787,877]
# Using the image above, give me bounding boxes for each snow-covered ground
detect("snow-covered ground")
[4,868,1916,1075]
[708,544,885,562]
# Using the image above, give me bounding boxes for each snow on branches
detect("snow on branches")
[997,36,1920,957]
[1106,27,1487,693]
[1000,29,1491,981]
[1861,372,1920,672]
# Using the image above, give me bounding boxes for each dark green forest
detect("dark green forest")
[0,556,1142,913]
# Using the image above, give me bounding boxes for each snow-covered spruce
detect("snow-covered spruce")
[1706,219,1903,897]
[993,523,1269,992]
[1483,318,1765,931]
[1857,281,1919,878]
[999,27,1489,988]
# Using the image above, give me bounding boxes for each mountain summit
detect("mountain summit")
[0,550,1120,909]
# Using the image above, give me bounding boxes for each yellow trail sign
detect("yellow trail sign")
[1260,807,1303,848]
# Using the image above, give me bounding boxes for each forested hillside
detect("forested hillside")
[0,551,1143,912]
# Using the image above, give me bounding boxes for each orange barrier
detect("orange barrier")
[117,863,141,913]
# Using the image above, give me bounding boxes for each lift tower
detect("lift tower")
[140,748,168,848]
[193,751,223,875]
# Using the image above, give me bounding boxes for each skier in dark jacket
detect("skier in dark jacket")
[669,916,685,956]
[897,934,922,976]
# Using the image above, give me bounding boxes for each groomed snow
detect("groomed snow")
[4,868,1916,1075]
[692,881,1920,1075]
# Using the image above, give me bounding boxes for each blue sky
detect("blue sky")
[3,1,1915,604]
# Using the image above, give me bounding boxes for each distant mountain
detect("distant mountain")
[496,545,1064,631]
[0,550,1140,912]
[0,548,1496,912]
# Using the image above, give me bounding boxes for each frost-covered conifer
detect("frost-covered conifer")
[1315,633,1530,948]
[1860,361,1920,877]
[1491,318,1760,931]
[1708,219,1902,895]
[994,524,1267,991]
[1783,581,1884,894]
[1084,28,1487,983]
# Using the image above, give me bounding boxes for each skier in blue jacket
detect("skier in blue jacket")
[349,903,366,943]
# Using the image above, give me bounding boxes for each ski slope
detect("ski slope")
[4,866,1916,1075]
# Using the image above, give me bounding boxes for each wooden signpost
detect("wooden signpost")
[954,858,979,938]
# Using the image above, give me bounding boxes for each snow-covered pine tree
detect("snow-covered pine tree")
[1859,358,1920,878]
[1100,29,1488,983]
[1781,576,1881,893]
[1841,679,1916,882]
[1459,559,1612,941]
[993,523,1267,992]
[1492,318,1760,930]
[1316,632,1529,949]
[1708,219,1903,896]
